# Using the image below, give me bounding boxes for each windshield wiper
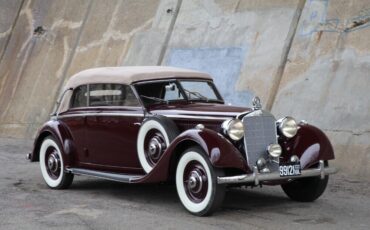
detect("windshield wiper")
[140,95,167,103]
[183,89,208,101]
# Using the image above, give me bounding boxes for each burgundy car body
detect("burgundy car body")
[30,109,335,183]
[29,66,337,215]
[29,67,335,185]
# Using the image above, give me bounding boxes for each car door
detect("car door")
[84,83,144,173]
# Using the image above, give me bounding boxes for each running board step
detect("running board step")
[67,168,144,183]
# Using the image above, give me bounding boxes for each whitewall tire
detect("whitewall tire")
[176,147,225,216]
[39,137,73,189]
[137,116,178,173]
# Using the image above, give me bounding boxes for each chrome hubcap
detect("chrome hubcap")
[183,161,208,203]
[144,130,167,167]
[187,171,203,193]
[45,147,61,179]
[148,137,165,160]
[47,153,59,173]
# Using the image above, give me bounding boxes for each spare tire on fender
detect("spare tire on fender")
[137,116,179,173]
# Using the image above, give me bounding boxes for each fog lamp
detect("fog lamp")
[267,144,282,158]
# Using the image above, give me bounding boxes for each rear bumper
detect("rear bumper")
[217,160,337,185]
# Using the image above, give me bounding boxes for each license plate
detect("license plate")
[279,162,301,177]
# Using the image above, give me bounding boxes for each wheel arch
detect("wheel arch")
[31,120,74,167]
[280,124,335,169]
[32,130,54,162]
[133,128,249,184]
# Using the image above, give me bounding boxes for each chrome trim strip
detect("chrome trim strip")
[158,110,240,116]
[58,113,144,118]
[58,112,231,120]
[164,114,230,120]
[217,160,337,185]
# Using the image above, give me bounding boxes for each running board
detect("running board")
[67,168,144,183]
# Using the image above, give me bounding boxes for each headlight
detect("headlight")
[222,119,244,141]
[278,116,298,138]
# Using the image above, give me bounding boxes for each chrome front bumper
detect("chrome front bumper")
[217,160,337,185]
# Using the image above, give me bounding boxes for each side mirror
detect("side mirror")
[165,83,176,91]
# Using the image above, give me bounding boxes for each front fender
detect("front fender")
[30,119,74,167]
[133,128,249,184]
[280,124,335,169]
[172,128,248,171]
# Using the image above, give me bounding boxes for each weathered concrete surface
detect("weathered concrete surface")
[65,0,161,79]
[162,0,302,106]
[0,0,91,138]
[0,0,162,138]
[272,0,370,177]
[0,0,369,179]
[0,0,23,63]
[1,138,370,230]
[123,0,181,66]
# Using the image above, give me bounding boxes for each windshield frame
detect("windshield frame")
[133,78,224,106]
[177,79,224,103]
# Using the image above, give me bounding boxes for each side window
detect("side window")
[89,84,140,107]
[70,85,88,108]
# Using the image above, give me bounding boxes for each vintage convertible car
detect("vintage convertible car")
[28,66,336,216]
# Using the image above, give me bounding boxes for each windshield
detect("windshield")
[135,80,222,106]
[179,80,221,102]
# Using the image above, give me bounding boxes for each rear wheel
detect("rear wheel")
[281,161,329,202]
[39,137,73,189]
[176,147,225,216]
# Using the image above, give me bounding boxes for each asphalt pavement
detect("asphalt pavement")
[0,138,369,230]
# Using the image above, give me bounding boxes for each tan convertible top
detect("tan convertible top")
[65,66,212,88]
[57,66,212,114]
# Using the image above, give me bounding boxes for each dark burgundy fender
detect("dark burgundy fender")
[30,120,75,167]
[133,128,249,183]
[280,124,335,169]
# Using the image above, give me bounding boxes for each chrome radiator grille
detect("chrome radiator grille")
[242,110,278,168]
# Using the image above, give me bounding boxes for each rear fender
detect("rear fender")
[134,128,249,183]
[31,120,74,167]
[280,124,335,169]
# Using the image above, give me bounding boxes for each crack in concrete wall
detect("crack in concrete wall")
[266,0,306,110]
[0,0,24,66]
[157,0,182,65]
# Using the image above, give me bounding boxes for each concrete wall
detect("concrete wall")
[0,0,369,178]
[272,0,370,177]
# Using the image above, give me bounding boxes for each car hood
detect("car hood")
[148,103,251,119]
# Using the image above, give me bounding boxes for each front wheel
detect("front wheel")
[39,137,73,189]
[175,147,225,216]
[281,161,329,202]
